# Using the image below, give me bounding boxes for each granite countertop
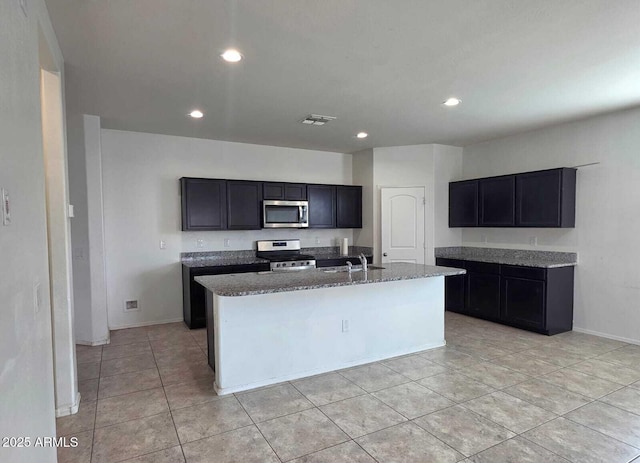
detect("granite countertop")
[194,262,465,297]
[435,246,577,268]
[182,256,269,268]
[181,246,373,268]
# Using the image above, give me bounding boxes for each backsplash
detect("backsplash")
[181,246,373,261]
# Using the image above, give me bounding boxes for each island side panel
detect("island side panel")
[213,276,445,394]
[205,289,215,372]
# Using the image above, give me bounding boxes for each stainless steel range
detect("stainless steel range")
[256,239,316,272]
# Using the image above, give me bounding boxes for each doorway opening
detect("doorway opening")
[40,26,78,417]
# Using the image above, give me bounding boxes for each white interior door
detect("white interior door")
[381,187,425,264]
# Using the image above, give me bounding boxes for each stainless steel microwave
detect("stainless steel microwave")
[263,200,309,228]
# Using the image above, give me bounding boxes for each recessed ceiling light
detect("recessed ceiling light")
[443,97,461,107]
[356,132,368,139]
[221,49,242,63]
[189,110,204,119]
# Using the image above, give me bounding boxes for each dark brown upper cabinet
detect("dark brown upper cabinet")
[336,186,362,228]
[516,168,576,228]
[479,176,516,227]
[449,180,478,227]
[226,180,263,230]
[180,178,227,231]
[308,184,337,228]
[263,182,307,200]
[181,178,361,230]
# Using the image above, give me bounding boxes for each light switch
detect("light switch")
[159,240,167,250]
[2,189,10,226]
[68,204,75,218]
[224,238,230,248]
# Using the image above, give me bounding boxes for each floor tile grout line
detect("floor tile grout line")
[560,409,640,451]
[595,394,640,418]
[290,380,464,460]
[88,348,101,463]
[233,393,286,463]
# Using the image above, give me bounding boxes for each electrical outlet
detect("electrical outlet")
[196,239,204,248]
[341,319,350,333]
[315,236,320,245]
[529,236,537,246]
[224,238,230,248]
[480,234,487,243]
[159,240,167,249]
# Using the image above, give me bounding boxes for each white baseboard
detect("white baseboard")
[573,326,640,346]
[76,338,110,346]
[55,392,81,417]
[108,317,184,331]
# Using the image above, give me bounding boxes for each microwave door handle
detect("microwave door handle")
[299,206,303,222]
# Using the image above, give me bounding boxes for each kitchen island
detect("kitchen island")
[195,263,465,395]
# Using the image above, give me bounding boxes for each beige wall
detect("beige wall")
[100,129,354,328]
[0,0,64,460]
[462,106,640,343]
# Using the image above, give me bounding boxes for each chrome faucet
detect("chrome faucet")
[358,253,368,272]
[346,261,353,274]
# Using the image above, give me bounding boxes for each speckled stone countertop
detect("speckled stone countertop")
[435,247,577,268]
[181,246,373,268]
[194,262,465,296]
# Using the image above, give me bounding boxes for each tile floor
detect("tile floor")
[58,312,640,463]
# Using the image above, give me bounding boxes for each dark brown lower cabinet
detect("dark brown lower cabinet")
[183,263,270,329]
[436,258,574,335]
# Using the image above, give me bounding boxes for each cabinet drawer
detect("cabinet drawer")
[435,258,466,269]
[501,265,546,280]
[465,261,500,275]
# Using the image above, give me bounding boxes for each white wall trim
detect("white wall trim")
[572,326,640,346]
[76,338,110,347]
[55,392,81,418]
[109,317,185,331]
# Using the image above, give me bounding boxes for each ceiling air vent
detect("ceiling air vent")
[300,114,337,126]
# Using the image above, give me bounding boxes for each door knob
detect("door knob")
[383,253,388,256]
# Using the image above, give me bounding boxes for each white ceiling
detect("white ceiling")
[46,0,640,153]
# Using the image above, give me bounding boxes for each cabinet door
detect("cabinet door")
[227,180,263,229]
[467,273,500,319]
[449,180,478,227]
[516,168,576,227]
[436,258,467,313]
[336,186,362,228]
[181,178,227,230]
[284,183,307,200]
[308,185,337,228]
[262,182,308,200]
[263,182,285,200]
[479,176,515,226]
[501,277,545,329]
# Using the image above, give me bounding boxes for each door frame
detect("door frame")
[378,186,427,265]
[40,27,79,417]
